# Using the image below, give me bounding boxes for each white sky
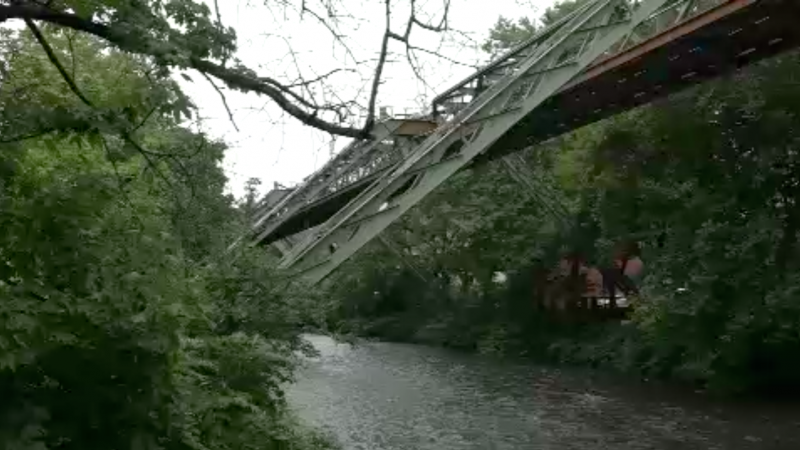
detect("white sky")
[179,0,559,200]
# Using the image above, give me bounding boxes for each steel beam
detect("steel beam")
[238,119,435,252]
[248,121,400,244]
[279,0,678,283]
[246,0,800,284]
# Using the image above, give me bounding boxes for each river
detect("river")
[287,335,800,450]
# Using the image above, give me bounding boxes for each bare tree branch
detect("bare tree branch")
[284,67,354,88]
[200,71,240,132]
[365,0,393,131]
[294,0,359,65]
[404,44,432,91]
[411,0,450,32]
[411,43,479,69]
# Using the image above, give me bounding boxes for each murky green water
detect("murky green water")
[287,335,800,449]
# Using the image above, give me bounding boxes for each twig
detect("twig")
[213,0,223,28]
[365,0,392,130]
[280,36,323,108]
[100,135,146,230]
[130,104,159,133]
[297,0,359,65]
[411,0,450,32]
[122,132,181,198]
[25,18,94,108]
[404,44,432,92]
[212,0,229,66]
[0,128,57,143]
[407,44,479,69]
[286,67,353,88]
[200,71,240,132]
[66,29,76,81]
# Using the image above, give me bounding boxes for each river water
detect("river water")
[287,335,800,450]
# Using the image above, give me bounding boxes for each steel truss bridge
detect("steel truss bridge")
[242,0,800,284]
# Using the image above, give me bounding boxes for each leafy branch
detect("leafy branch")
[24,17,183,199]
[0,0,457,138]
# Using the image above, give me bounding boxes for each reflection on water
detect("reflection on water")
[287,335,800,450]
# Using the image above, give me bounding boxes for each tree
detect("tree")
[0,28,336,449]
[0,0,459,138]
[481,17,538,57]
[243,177,263,218]
[541,0,587,26]
[482,0,590,57]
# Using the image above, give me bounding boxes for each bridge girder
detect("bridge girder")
[245,0,800,284]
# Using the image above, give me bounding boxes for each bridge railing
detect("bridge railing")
[432,0,727,121]
[248,117,433,246]
[430,0,609,120]
[249,137,386,243]
[613,0,726,52]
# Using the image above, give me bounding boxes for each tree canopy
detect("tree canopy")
[0,27,337,450]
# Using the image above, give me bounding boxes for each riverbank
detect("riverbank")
[327,301,800,400]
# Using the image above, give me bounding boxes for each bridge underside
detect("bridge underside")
[484,0,800,161]
[263,169,388,244]
[260,0,800,247]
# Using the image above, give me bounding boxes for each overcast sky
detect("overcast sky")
[179,0,558,200]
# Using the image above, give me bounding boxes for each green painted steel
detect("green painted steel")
[243,0,793,284]
[278,0,680,283]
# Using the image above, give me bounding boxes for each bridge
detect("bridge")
[241,0,800,284]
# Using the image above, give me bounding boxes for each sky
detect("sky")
[178,0,559,200]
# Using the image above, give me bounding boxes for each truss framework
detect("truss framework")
[276,0,684,283]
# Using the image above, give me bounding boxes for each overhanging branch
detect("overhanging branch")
[0,2,370,138]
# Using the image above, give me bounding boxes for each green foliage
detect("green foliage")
[482,0,590,57]
[541,0,587,26]
[0,29,337,450]
[326,39,800,395]
[0,0,366,137]
[481,17,537,57]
